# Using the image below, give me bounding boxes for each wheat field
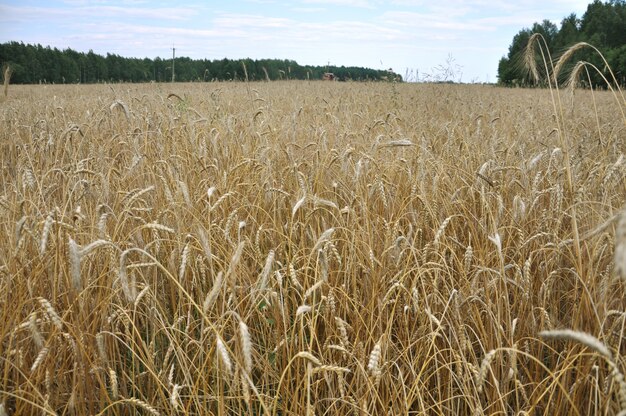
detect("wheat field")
[1,80,625,415]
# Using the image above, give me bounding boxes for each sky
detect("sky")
[0,0,592,83]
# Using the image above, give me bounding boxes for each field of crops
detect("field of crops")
[1,80,625,415]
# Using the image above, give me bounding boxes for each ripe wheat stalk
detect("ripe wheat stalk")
[0,70,624,415]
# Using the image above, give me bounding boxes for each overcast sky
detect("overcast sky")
[0,0,591,83]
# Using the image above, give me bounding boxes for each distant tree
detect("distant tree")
[0,42,400,84]
[554,13,580,50]
[498,0,626,87]
[497,28,532,85]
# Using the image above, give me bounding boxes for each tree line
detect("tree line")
[0,41,400,84]
[498,0,626,87]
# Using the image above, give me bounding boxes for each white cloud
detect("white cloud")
[302,0,374,8]
[213,14,293,28]
[0,4,198,23]
[73,22,233,39]
[84,6,198,20]
[291,7,326,13]
[381,11,492,32]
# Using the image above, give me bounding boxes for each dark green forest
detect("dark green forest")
[498,0,626,86]
[0,42,399,84]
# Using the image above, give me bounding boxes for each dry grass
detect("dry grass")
[0,80,625,415]
[1,65,11,100]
